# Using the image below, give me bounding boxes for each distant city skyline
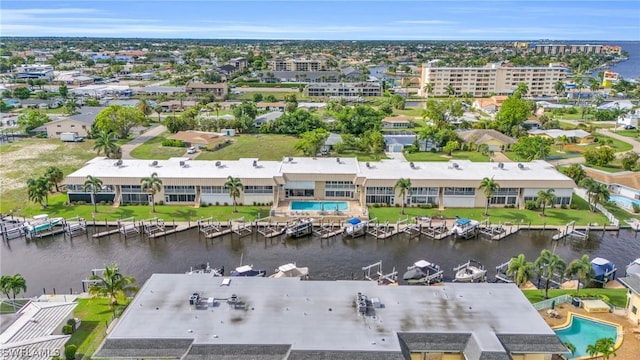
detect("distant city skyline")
[2,1,639,41]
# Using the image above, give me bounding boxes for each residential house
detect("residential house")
[321,132,342,153]
[158,100,197,112]
[472,96,508,114]
[618,274,640,325]
[185,81,228,99]
[527,129,594,144]
[383,131,423,152]
[256,102,286,112]
[44,107,106,139]
[20,98,63,109]
[382,115,413,129]
[227,57,248,72]
[457,129,517,152]
[134,85,185,96]
[583,167,640,208]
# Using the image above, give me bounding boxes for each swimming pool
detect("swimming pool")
[610,195,640,209]
[290,201,348,211]
[554,313,621,359]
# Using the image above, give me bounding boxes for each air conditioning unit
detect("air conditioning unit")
[215,161,222,167]
[409,162,415,168]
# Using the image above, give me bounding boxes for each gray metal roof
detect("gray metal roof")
[66,106,107,125]
[96,276,562,358]
[288,350,405,360]
[618,274,640,294]
[184,344,291,360]
[497,334,567,353]
[324,132,342,146]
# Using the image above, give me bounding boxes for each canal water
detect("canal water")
[2,227,639,297]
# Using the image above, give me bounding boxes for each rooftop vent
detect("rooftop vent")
[452,162,459,169]
[114,159,123,167]
[518,163,525,170]
[366,162,370,168]
[252,160,258,167]
[356,292,368,314]
[189,292,200,305]
[180,161,188,168]
[215,161,222,167]
[498,162,504,169]
[288,157,293,162]
[336,157,341,163]
[409,162,415,169]
[149,160,158,167]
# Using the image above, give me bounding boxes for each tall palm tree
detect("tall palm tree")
[7,274,27,299]
[506,254,534,287]
[591,183,610,211]
[0,275,12,298]
[554,81,566,99]
[27,177,49,208]
[93,130,120,159]
[596,337,617,360]
[89,264,138,312]
[224,176,243,213]
[137,98,152,116]
[536,189,557,216]
[394,178,412,215]
[567,254,594,293]
[83,175,103,213]
[586,342,599,359]
[210,102,222,130]
[579,177,599,211]
[445,84,456,98]
[140,172,163,213]
[45,166,64,192]
[478,177,500,216]
[574,76,585,105]
[535,249,567,299]
[154,105,163,122]
[423,82,433,106]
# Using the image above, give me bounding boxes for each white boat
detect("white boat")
[230,265,266,277]
[450,217,480,237]
[269,263,309,279]
[402,260,443,285]
[626,258,640,277]
[22,214,64,234]
[625,218,640,231]
[343,218,367,237]
[286,218,313,238]
[186,263,224,276]
[454,260,487,282]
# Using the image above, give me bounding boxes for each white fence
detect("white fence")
[573,188,619,227]
[532,294,573,310]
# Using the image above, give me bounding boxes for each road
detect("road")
[120,125,167,159]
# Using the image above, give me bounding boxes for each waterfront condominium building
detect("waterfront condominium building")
[304,82,382,97]
[268,58,329,71]
[63,157,575,216]
[92,276,567,360]
[534,44,604,55]
[16,64,54,80]
[419,63,569,97]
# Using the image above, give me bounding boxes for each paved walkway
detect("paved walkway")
[120,125,167,159]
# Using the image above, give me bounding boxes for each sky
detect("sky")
[1,0,639,41]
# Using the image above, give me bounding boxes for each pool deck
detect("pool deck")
[272,200,367,220]
[540,303,640,359]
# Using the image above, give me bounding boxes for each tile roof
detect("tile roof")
[94,338,193,358]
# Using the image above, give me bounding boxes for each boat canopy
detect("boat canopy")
[591,257,615,279]
[347,218,361,225]
[278,263,297,272]
[33,214,49,220]
[235,265,253,273]
[455,218,471,225]
[414,260,433,268]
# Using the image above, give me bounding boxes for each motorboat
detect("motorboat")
[230,265,266,277]
[454,260,487,282]
[591,257,617,284]
[343,218,367,237]
[22,214,63,234]
[450,217,480,237]
[186,262,224,276]
[626,258,640,277]
[269,263,309,279]
[403,260,443,285]
[286,218,313,238]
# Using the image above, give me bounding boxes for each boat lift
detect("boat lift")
[494,259,514,283]
[64,216,87,238]
[118,217,139,238]
[231,217,252,237]
[255,217,286,238]
[552,221,588,241]
[362,261,398,285]
[198,217,227,238]
[141,217,165,237]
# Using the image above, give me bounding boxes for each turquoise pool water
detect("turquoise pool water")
[610,195,640,209]
[555,315,618,359]
[291,201,348,211]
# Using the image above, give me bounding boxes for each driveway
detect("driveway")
[120,125,167,159]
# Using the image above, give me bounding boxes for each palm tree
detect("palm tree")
[478,177,500,216]
[224,176,243,213]
[27,177,49,208]
[423,83,433,105]
[554,81,566,99]
[536,189,557,216]
[579,177,599,211]
[567,254,594,293]
[89,264,138,313]
[394,178,412,215]
[445,84,456,98]
[154,105,163,122]
[64,98,80,115]
[45,166,64,192]
[0,275,12,298]
[591,183,610,211]
[595,337,617,360]
[7,274,27,299]
[556,135,569,151]
[586,342,599,359]
[137,98,152,116]
[535,249,567,299]
[564,341,576,356]
[140,172,163,213]
[83,175,103,213]
[506,254,534,287]
[93,130,120,159]
[574,76,585,105]
[210,102,222,130]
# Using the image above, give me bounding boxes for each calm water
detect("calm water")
[1,226,639,297]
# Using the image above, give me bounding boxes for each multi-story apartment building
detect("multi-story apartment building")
[535,44,603,55]
[304,82,382,97]
[268,58,329,71]
[16,64,54,80]
[185,81,228,99]
[419,63,569,97]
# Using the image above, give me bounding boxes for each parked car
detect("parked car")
[187,146,197,154]
[624,125,636,130]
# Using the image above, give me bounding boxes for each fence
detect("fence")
[573,188,619,227]
[532,294,573,310]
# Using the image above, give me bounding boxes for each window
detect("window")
[244,186,273,194]
[444,187,475,196]
[201,186,225,194]
[164,185,195,194]
[167,194,196,202]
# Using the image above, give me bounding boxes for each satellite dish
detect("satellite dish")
[114,159,123,167]
[179,161,185,167]
[288,157,293,162]
[150,160,158,167]
[409,162,415,168]
[215,161,221,167]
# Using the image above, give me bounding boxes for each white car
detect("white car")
[187,146,197,154]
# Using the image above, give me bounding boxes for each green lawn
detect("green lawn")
[196,134,301,161]
[583,161,627,173]
[522,288,628,308]
[404,150,489,162]
[129,132,188,160]
[602,201,639,223]
[393,107,424,117]
[67,298,118,359]
[368,196,608,226]
[614,129,640,138]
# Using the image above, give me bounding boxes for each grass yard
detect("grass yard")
[404,150,489,162]
[67,298,118,359]
[129,132,188,159]
[614,129,640,138]
[8,193,271,221]
[196,134,301,161]
[583,161,627,173]
[368,196,608,226]
[522,288,628,308]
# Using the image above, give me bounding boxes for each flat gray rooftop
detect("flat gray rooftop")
[97,275,564,358]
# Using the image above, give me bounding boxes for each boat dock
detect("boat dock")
[552,221,589,241]
[494,260,514,283]
[362,261,398,285]
[64,216,87,238]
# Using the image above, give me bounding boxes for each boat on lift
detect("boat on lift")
[230,265,266,277]
[402,260,443,285]
[454,260,487,282]
[450,217,480,238]
[285,218,313,238]
[186,263,224,276]
[269,263,309,279]
[22,214,64,235]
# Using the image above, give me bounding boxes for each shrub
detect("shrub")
[99,201,106,205]
[633,203,640,213]
[65,344,77,360]
[158,200,164,205]
[215,202,220,206]
[223,202,229,206]
[561,204,568,209]
[525,200,538,210]
[372,203,380,208]
[67,318,76,327]
[200,203,208,208]
[161,139,185,147]
[62,324,74,335]
[253,202,257,206]
[419,203,433,209]
[569,202,578,209]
